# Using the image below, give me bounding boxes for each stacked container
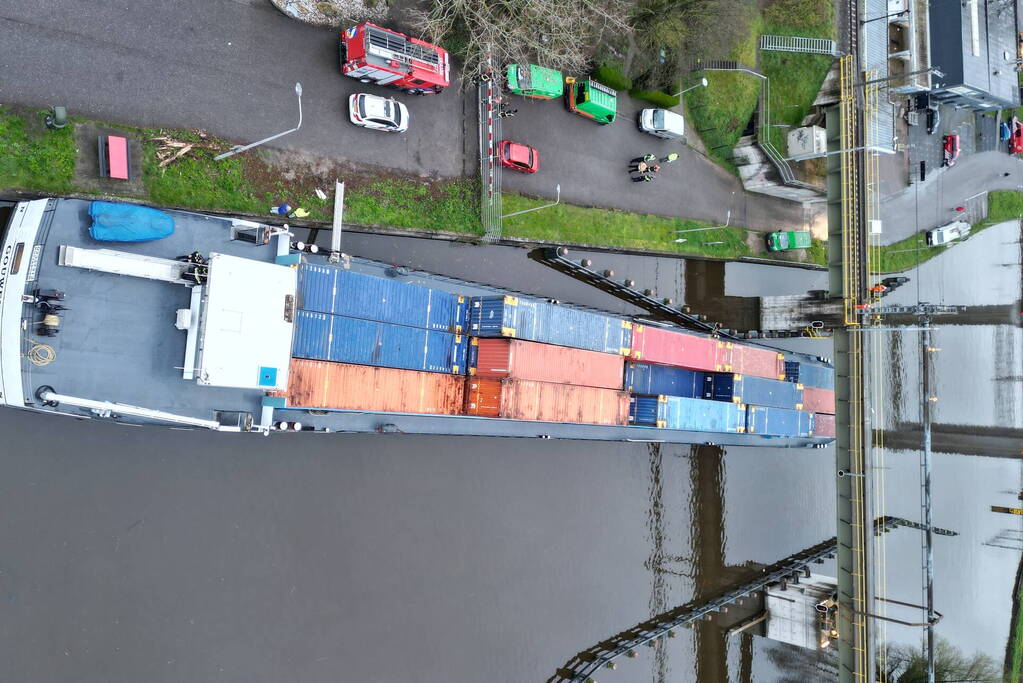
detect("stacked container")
[624,362,704,398]
[704,373,804,410]
[727,344,785,380]
[629,325,727,371]
[784,361,835,389]
[464,378,630,425]
[468,296,632,355]
[812,412,836,438]
[293,310,468,374]
[277,359,464,414]
[297,264,469,332]
[801,386,836,413]
[469,338,625,389]
[629,395,745,433]
[745,405,815,437]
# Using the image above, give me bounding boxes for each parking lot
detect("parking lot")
[906,101,979,182]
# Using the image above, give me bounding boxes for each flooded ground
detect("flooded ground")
[0,225,1018,681]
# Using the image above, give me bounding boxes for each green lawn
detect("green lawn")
[687,0,836,171]
[685,10,763,174]
[500,193,754,258]
[0,108,77,193]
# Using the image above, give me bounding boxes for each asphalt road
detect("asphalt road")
[881,150,1023,244]
[0,0,470,178]
[0,0,805,231]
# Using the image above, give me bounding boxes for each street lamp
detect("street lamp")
[673,77,708,99]
[501,184,561,219]
[215,82,304,161]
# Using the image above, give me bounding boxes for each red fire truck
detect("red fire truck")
[339,23,450,95]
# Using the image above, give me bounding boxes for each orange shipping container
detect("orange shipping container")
[279,359,464,414]
[470,338,625,389]
[464,378,630,425]
[726,343,786,380]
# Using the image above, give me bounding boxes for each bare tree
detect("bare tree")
[409,0,633,87]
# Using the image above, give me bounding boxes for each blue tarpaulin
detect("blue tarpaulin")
[88,202,175,242]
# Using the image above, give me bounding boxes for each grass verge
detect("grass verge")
[0,105,814,262]
[0,108,77,193]
[874,191,1023,273]
[500,193,755,258]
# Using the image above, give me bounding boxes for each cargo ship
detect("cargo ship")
[0,197,836,446]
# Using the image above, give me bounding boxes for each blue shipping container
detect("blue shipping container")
[468,295,631,355]
[705,373,804,410]
[745,405,814,437]
[297,264,469,333]
[783,361,835,390]
[624,362,704,398]
[629,395,745,433]
[292,310,468,374]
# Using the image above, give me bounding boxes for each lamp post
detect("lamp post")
[215,82,304,161]
[673,77,708,99]
[501,184,561,219]
[784,144,897,162]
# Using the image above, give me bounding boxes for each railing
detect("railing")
[760,34,841,56]
[477,63,502,242]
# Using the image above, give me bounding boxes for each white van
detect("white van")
[926,220,970,245]
[638,109,685,140]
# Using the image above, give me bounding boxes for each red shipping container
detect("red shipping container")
[277,359,464,415]
[802,386,836,413]
[727,343,785,380]
[464,378,630,425]
[470,338,625,389]
[630,325,727,371]
[813,413,836,437]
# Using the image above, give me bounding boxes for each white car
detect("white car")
[638,108,685,140]
[348,93,409,133]
[926,220,970,246]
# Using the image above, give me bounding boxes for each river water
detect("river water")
[0,226,1017,682]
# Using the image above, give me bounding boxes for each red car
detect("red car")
[498,140,539,173]
[1010,117,1023,154]
[942,134,960,167]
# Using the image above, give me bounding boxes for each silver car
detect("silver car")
[348,93,409,133]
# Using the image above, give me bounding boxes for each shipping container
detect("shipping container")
[784,360,835,389]
[297,264,469,332]
[276,359,464,414]
[704,373,804,410]
[292,310,468,374]
[468,296,631,355]
[623,362,704,398]
[812,413,836,438]
[468,338,625,389]
[727,344,785,380]
[629,395,745,433]
[745,405,814,437]
[801,386,836,413]
[629,325,727,371]
[464,378,630,425]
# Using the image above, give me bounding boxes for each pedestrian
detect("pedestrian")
[632,173,655,183]
[270,202,292,216]
[649,164,661,174]
[628,160,651,173]
[631,154,657,164]
[288,207,310,219]
[954,205,965,212]
[1003,172,1011,177]
[660,152,680,163]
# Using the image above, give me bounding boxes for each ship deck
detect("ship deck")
[10,198,830,447]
